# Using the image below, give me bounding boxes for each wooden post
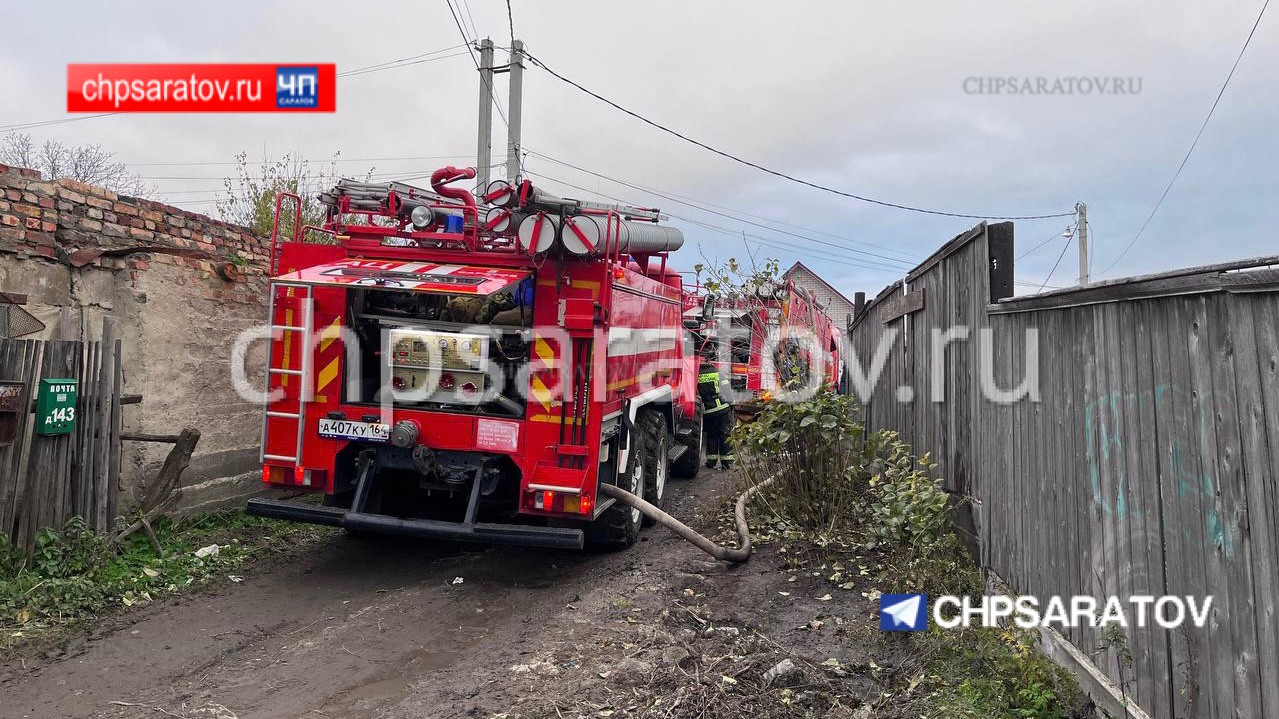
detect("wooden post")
[114,428,200,555]
[106,334,122,524]
[94,317,117,531]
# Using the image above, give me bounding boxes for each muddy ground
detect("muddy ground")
[1,470,914,719]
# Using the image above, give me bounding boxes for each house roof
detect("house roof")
[783,261,858,310]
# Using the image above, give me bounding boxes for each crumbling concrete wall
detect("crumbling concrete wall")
[0,162,272,513]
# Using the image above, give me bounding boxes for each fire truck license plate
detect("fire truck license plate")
[317,419,390,442]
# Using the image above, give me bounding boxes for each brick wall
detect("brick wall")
[0,162,274,513]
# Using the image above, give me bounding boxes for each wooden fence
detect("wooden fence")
[0,321,122,550]
[847,222,1279,719]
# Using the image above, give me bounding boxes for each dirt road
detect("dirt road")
[4,469,851,719]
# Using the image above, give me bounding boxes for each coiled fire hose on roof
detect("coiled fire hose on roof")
[598,475,778,563]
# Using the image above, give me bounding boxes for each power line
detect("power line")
[443,0,509,127]
[524,149,918,267]
[1099,0,1270,275]
[153,161,509,199]
[521,49,1075,221]
[0,113,123,133]
[631,183,920,262]
[458,0,480,39]
[337,48,471,78]
[1016,224,1076,261]
[1039,234,1074,292]
[128,153,474,168]
[506,0,516,47]
[674,213,909,274]
[523,168,911,274]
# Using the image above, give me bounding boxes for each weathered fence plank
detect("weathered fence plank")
[0,332,122,548]
[847,222,1279,718]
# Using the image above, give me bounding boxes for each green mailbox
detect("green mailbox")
[36,378,78,436]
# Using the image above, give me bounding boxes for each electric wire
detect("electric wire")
[1099,0,1270,275]
[444,0,510,128]
[521,50,1075,221]
[129,153,475,168]
[506,0,516,48]
[1016,225,1076,260]
[337,48,471,78]
[458,0,480,40]
[0,113,123,133]
[523,168,912,274]
[524,149,919,267]
[1039,233,1075,292]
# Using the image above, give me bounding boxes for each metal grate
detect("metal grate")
[0,304,45,338]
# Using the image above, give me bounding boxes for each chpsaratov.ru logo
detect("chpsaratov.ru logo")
[880,594,928,631]
[276,66,319,108]
[878,593,1215,631]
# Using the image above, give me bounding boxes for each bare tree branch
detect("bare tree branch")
[0,133,154,198]
[216,151,374,238]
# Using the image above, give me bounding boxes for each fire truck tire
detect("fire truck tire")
[639,409,668,527]
[670,395,704,480]
[584,432,646,551]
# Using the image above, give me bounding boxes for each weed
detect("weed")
[0,510,329,653]
[913,624,1082,718]
[736,388,1088,718]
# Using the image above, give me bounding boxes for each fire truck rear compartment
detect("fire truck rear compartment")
[346,285,532,418]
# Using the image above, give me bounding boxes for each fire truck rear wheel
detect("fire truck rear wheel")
[670,395,703,480]
[584,431,646,551]
[639,409,668,527]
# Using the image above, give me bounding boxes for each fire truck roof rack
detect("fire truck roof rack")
[320,179,454,212]
[484,178,665,223]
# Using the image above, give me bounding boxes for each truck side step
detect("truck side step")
[667,444,688,463]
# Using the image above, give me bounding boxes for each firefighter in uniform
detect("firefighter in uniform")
[698,360,735,470]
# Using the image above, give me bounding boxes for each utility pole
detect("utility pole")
[475,38,495,191]
[1076,202,1089,286]
[505,40,524,182]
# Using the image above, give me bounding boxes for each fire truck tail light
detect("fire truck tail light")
[563,495,580,513]
[263,465,289,484]
[262,465,325,488]
[580,493,593,515]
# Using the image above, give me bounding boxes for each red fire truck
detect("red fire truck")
[246,168,704,550]
[686,279,842,398]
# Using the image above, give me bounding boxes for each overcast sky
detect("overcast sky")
[1,0,1274,298]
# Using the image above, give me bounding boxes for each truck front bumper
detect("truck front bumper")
[246,497,585,550]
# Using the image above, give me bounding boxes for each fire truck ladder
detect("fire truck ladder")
[260,281,315,465]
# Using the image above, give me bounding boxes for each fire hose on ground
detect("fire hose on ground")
[598,475,778,563]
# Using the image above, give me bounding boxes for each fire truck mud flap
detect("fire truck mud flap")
[245,497,585,550]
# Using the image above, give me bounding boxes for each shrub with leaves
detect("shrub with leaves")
[866,436,951,548]
[735,389,952,549]
[734,387,870,536]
